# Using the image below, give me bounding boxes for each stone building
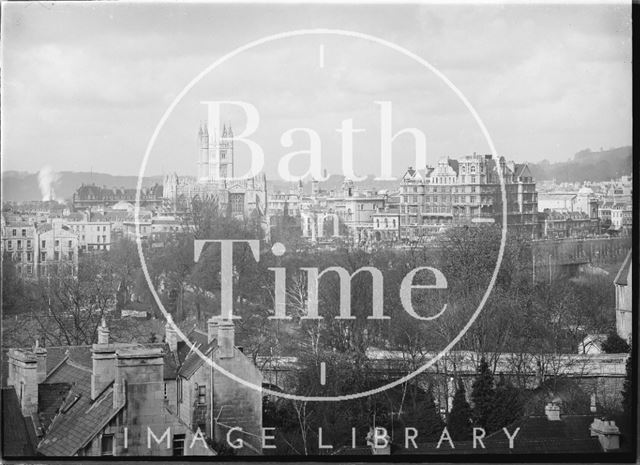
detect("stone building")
[2,318,263,457]
[163,124,268,225]
[614,250,632,343]
[72,184,164,211]
[1,216,79,279]
[399,154,538,239]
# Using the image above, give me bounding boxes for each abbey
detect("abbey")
[163,123,268,221]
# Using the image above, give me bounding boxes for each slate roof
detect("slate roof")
[614,250,632,286]
[37,360,122,456]
[178,338,217,379]
[38,383,72,431]
[1,387,38,457]
[1,345,92,387]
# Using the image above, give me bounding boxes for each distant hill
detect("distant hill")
[528,146,632,182]
[2,146,632,202]
[1,171,163,203]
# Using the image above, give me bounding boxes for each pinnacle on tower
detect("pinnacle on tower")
[222,124,228,138]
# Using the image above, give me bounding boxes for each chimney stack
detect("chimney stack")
[207,317,219,344]
[7,349,39,417]
[590,418,620,451]
[544,402,561,421]
[34,340,47,383]
[113,347,164,410]
[98,318,110,344]
[217,319,235,359]
[92,319,116,400]
[165,318,178,353]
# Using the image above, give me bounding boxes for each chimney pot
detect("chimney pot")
[165,318,178,353]
[207,317,219,344]
[97,318,110,344]
[545,402,561,421]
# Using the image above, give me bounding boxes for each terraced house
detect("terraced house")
[2,318,262,457]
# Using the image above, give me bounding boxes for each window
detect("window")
[172,434,186,456]
[68,251,74,260]
[229,193,245,216]
[41,240,46,248]
[163,383,168,401]
[68,240,72,247]
[55,240,60,247]
[17,240,23,250]
[21,229,26,237]
[27,240,31,249]
[198,385,206,405]
[54,251,60,261]
[27,252,32,262]
[12,229,16,237]
[101,434,114,456]
[103,226,106,232]
[7,241,12,250]
[41,252,46,262]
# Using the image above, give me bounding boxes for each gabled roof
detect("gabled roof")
[178,339,217,379]
[38,383,72,431]
[614,250,632,286]
[38,360,122,456]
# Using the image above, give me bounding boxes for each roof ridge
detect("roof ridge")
[613,249,632,285]
[65,359,92,373]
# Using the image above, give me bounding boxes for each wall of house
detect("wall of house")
[212,347,263,454]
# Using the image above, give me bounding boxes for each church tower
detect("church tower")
[218,124,234,179]
[198,123,210,182]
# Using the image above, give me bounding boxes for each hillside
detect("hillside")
[528,146,632,182]
[1,146,632,202]
[1,171,163,203]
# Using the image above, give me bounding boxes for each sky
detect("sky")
[1,2,632,181]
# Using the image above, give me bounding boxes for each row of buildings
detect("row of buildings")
[5,124,631,275]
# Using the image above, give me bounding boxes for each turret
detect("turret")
[199,123,210,181]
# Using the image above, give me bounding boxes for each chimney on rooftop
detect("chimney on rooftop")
[544,402,561,421]
[113,347,164,410]
[97,318,110,344]
[165,318,178,353]
[7,349,39,416]
[590,418,620,451]
[207,317,219,344]
[34,340,47,383]
[92,319,116,400]
[217,319,235,359]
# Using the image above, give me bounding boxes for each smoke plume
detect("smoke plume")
[38,165,60,201]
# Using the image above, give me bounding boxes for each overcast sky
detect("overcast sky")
[1,2,632,180]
